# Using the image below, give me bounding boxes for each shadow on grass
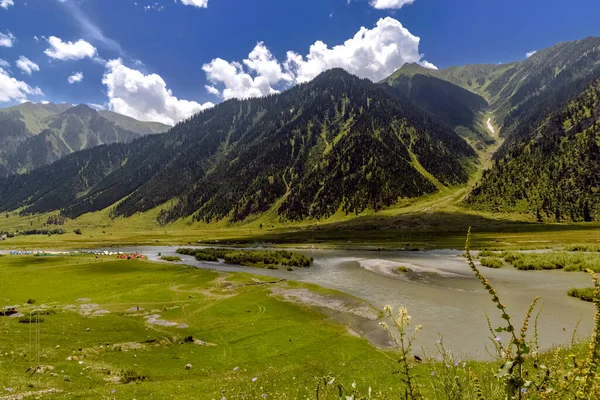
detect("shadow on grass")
[212,211,600,249]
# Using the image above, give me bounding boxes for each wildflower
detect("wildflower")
[521,388,527,394]
[351,381,356,389]
[462,362,466,368]
[436,339,441,344]
[233,367,239,371]
[111,389,116,394]
[454,362,459,367]
[222,397,226,400]
[252,377,258,382]
[262,395,267,398]
[494,336,501,341]
[430,371,435,376]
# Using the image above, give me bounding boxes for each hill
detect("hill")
[0,69,477,223]
[0,103,170,177]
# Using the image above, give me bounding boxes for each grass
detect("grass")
[0,255,400,399]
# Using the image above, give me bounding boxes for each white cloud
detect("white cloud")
[526,50,537,58]
[203,17,435,100]
[102,59,213,125]
[180,0,209,7]
[41,100,50,104]
[0,67,43,103]
[16,56,40,75]
[0,59,9,68]
[68,71,84,84]
[44,36,97,60]
[33,35,39,42]
[203,42,294,100]
[88,103,106,110]
[0,31,16,47]
[205,85,220,96]
[0,0,14,9]
[369,0,414,9]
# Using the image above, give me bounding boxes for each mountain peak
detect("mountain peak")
[62,104,98,118]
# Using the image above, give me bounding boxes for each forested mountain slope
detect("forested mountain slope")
[0,69,477,223]
[0,103,170,177]
[466,78,600,221]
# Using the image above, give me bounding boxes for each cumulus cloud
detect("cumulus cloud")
[203,17,435,100]
[16,56,40,75]
[0,67,43,103]
[0,31,16,47]
[0,0,14,9]
[526,50,537,58]
[203,42,294,100]
[102,59,214,125]
[369,0,414,9]
[180,0,209,7]
[44,36,97,60]
[0,59,9,68]
[68,71,84,84]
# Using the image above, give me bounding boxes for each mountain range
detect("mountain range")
[2,36,600,224]
[0,102,170,177]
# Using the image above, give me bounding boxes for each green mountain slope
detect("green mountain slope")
[382,65,492,148]
[0,69,477,223]
[466,78,600,221]
[0,103,171,177]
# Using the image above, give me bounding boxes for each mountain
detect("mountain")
[381,37,600,222]
[466,77,600,222]
[0,103,170,177]
[0,69,477,223]
[382,63,492,149]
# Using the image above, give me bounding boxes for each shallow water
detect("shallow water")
[5,246,595,359]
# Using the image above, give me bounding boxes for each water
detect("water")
[4,246,594,359]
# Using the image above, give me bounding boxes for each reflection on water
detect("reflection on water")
[28,246,600,359]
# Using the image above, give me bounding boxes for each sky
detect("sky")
[1,0,599,125]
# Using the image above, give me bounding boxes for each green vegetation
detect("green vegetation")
[479,250,501,257]
[568,287,595,302]
[0,255,398,399]
[177,247,312,269]
[566,244,600,252]
[502,251,600,271]
[160,255,182,262]
[480,257,503,268]
[397,265,410,273]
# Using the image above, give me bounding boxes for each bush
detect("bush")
[480,257,503,268]
[120,369,150,384]
[501,251,600,271]
[73,229,82,235]
[176,248,312,268]
[478,250,501,257]
[568,287,595,302]
[161,256,182,262]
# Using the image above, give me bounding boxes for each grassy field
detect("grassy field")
[0,255,406,399]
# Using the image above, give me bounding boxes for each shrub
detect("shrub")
[120,369,150,384]
[568,287,595,302]
[161,256,182,262]
[73,229,82,235]
[480,257,503,268]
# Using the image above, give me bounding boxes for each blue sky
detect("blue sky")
[0,0,599,125]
